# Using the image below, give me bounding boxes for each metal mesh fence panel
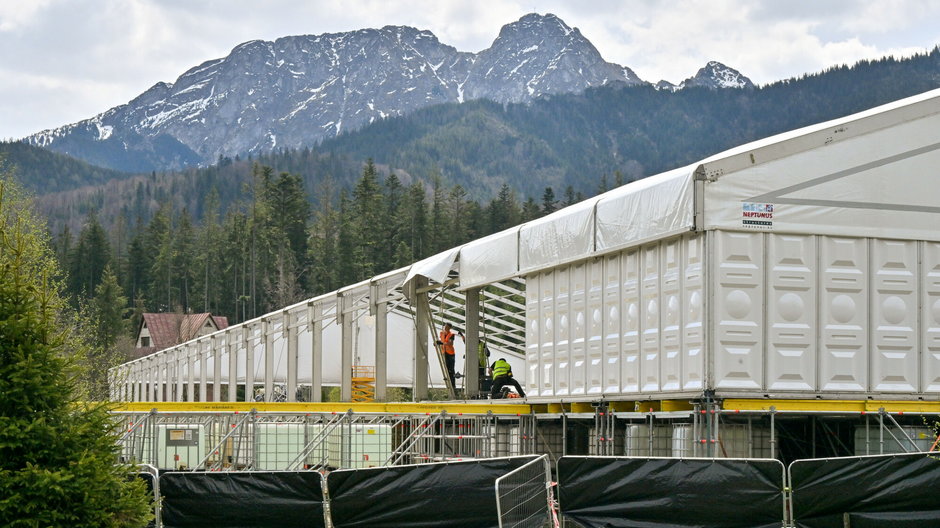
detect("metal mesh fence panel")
[496,454,553,528]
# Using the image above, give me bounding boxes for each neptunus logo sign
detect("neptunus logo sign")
[742,202,773,228]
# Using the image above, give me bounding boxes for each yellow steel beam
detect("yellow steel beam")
[723,399,940,413]
[112,401,531,415]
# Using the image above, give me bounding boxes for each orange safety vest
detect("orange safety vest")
[439,329,456,355]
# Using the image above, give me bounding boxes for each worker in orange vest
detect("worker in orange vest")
[438,322,462,390]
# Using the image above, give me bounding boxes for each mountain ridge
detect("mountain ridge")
[23,13,750,172]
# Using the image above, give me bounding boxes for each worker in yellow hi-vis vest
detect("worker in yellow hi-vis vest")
[478,341,491,394]
[489,358,526,399]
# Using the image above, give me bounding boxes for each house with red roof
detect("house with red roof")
[132,312,229,360]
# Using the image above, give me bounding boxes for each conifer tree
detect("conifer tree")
[81,265,129,400]
[541,187,557,215]
[68,210,112,301]
[0,174,151,527]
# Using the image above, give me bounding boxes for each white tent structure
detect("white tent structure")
[111,88,940,403]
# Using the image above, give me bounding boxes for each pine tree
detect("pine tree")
[194,188,222,313]
[521,196,541,222]
[336,190,357,285]
[68,210,112,301]
[398,181,428,261]
[351,160,384,279]
[82,265,129,400]
[382,173,404,271]
[541,187,557,215]
[0,174,151,527]
[147,204,174,312]
[174,209,195,312]
[428,174,447,253]
[308,177,340,295]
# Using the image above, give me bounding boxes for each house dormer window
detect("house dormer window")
[141,336,150,347]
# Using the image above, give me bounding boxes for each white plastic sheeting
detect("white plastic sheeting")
[595,165,695,253]
[460,165,695,287]
[401,246,460,294]
[519,198,596,274]
[458,228,519,290]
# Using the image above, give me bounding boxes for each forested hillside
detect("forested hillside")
[0,140,131,193]
[55,160,563,330]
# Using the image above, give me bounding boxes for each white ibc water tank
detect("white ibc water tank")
[327,424,393,469]
[853,425,936,455]
[624,424,672,456]
[254,422,327,470]
[672,423,773,458]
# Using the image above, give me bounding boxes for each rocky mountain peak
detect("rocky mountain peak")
[680,61,754,90]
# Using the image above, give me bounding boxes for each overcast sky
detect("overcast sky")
[2,0,939,140]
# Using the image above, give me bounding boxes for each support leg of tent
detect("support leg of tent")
[264,318,274,402]
[286,311,298,402]
[309,302,323,402]
[198,340,207,402]
[244,325,254,403]
[213,334,222,402]
[227,332,237,402]
[465,288,481,399]
[413,277,430,401]
[373,282,388,401]
[340,293,353,402]
[176,349,185,402]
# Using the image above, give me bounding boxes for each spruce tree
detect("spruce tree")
[0,175,150,526]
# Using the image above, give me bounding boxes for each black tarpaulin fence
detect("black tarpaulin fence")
[556,456,786,528]
[789,452,940,528]
[159,471,326,528]
[139,453,940,527]
[326,455,541,528]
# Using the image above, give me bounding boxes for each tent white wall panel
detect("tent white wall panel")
[712,231,763,390]
[525,274,540,396]
[621,249,641,393]
[554,266,571,397]
[766,234,816,392]
[871,239,918,392]
[819,236,868,392]
[537,271,555,397]
[661,238,682,391]
[569,262,588,396]
[923,242,940,391]
[602,253,622,394]
[640,244,662,392]
[681,235,705,391]
[586,259,604,395]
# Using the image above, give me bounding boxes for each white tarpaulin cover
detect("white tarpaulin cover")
[401,246,460,299]
[519,198,596,273]
[457,227,519,290]
[703,88,940,242]
[594,165,696,253]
